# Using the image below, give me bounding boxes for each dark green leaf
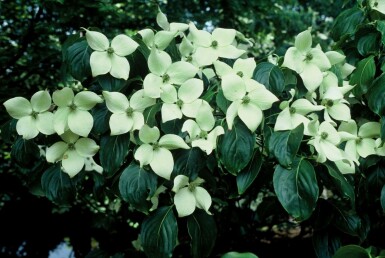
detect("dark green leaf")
[140,206,178,258]
[381,185,385,212]
[368,73,385,116]
[0,119,16,143]
[273,157,319,221]
[221,252,259,258]
[187,209,217,258]
[324,162,355,207]
[143,103,161,127]
[268,123,304,167]
[376,21,385,46]
[236,149,263,195]
[91,103,111,135]
[253,62,285,96]
[99,134,130,177]
[381,116,385,141]
[172,148,206,180]
[333,245,370,258]
[119,162,157,213]
[97,74,126,91]
[350,56,375,98]
[11,137,40,167]
[218,120,255,175]
[357,33,379,56]
[331,7,364,41]
[312,231,341,258]
[216,89,231,114]
[366,163,385,196]
[161,118,183,135]
[332,205,367,241]
[64,39,91,81]
[41,164,75,204]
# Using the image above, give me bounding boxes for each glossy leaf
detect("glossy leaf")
[313,230,341,258]
[221,252,259,258]
[187,209,217,258]
[381,185,385,212]
[119,162,158,213]
[11,137,40,167]
[368,73,385,116]
[273,157,318,221]
[236,149,263,195]
[330,7,364,41]
[140,206,178,258]
[376,20,385,46]
[97,74,126,91]
[333,245,370,258]
[268,123,304,167]
[218,120,255,175]
[64,39,91,81]
[143,103,161,127]
[253,62,285,96]
[357,33,379,57]
[350,56,375,98]
[91,103,111,135]
[41,164,75,204]
[172,148,206,180]
[99,134,130,177]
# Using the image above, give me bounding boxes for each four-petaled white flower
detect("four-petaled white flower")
[53,87,103,137]
[222,74,278,131]
[188,22,245,66]
[103,90,155,135]
[172,175,212,217]
[46,130,100,177]
[161,78,204,123]
[282,28,331,93]
[321,86,351,124]
[143,49,198,98]
[134,125,190,180]
[3,90,55,139]
[84,29,139,80]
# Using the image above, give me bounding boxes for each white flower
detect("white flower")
[46,130,100,177]
[308,121,343,163]
[274,89,324,134]
[369,0,385,14]
[222,74,278,131]
[321,86,351,124]
[161,78,204,123]
[84,29,139,80]
[3,90,55,139]
[84,157,103,174]
[52,87,103,137]
[143,49,198,98]
[282,28,331,92]
[134,125,190,180]
[103,90,155,135]
[172,175,212,217]
[188,22,245,66]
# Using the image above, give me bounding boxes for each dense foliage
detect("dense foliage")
[4,0,385,258]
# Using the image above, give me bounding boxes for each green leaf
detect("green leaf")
[312,229,341,258]
[64,39,91,81]
[187,209,217,258]
[236,149,263,195]
[357,33,379,56]
[140,206,178,258]
[253,62,285,96]
[376,21,385,46]
[143,103,161,127]
[381,185,385,212]
[332,205,368,241]
[273,157,319,221]
[366,163,385,196]
[368,73,385,116]
[1,119,16,143]
[11,137,40,167]
[91,103,111,135]
[119,162,157,213]
[381,116,385,141]
[172,147,206,180]
[221,252,259,258]
[324,162,355,207]
[41,164,75,204]
[218,120,255,175]
[99,134,131,177]
[350,56,375,98]
[333,245,370,258]
[268,123,304,168]
[330,7,364,41]
[97,74,126,91]
[161,118,183,135]
[216,89,231,114]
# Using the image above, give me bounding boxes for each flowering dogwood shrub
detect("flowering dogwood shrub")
[4,1,385,257]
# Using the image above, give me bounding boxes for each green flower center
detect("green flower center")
[199,130,208,139]
[176,99,184,108]
[126,107,134,117]
[69,103,77,111]
[374,1,378,7]
[321,132,328,140]
[31,111,39,119]
[305,52,313,61]
[242,95,250,104]
[68,143,75,150]
[163,73,170,83]
[237,71,244,78]
[289,107,296,114]
[356,137,362,144]
[186,55,193,62]
[153,142,160,150]
[107,47,114,54]
[211,40,218,48]
[326,99,334,107]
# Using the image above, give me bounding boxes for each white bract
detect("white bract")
[3,90,55,139]
[143,49,198,98]
[84,29,139,80]
[369,0,385,14]
[188,22,245,66]
[52,87,103,137]
[221,74,278,131]
[134,125,190,180]
[46,130,100,177]
[161,78,204,123]
[103,90,155,135]
[321,86,351,124]
[282,28,331,93]
[172,175,212,217]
